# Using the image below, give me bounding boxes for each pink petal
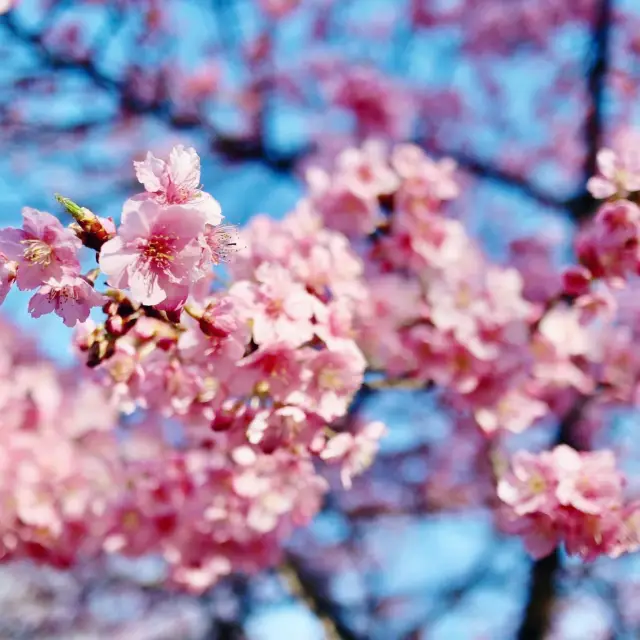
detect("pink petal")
[587,176,616,199]
[21,207,64,237]
[27,289,54,319]
[0,227,27,261]
[168,145,201,191]
[596,148,617,179]
[134,152,167,192]
[99,237,135,287]
[128,268,166,306]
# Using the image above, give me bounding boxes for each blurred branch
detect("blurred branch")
[401,552,501,638]
[1,12,304,174]
[1,117,116,143]
[516,550,560,640]
[567,0,613,223]
[432,147,567,211]
[425,0,612,225]
[282,555,363,640]
[584,0,613,184]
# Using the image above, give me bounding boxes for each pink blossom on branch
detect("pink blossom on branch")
[99,200,207,309]
[0,207,81,291]
[230,262,315,347]
[320,421,387,488]
[8,132,640,593]
[587,130,640,199]
[28,275,106,327]
[497,446,636,561]
[133,145,223,226]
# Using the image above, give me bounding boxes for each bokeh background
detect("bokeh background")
[2,0,640,638]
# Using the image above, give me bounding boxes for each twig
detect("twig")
[281,555,363,640]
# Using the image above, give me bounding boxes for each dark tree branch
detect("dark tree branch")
[516,550,560,640]
[3,11,603,205]
[567,0,613,222]
[439,148,567,211]
[282,554,364,640]
[584,0,613,184]
[0,13,304,174]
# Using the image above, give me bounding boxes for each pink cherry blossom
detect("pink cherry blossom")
[498,446,630,561]
[235,342,304,399]
[0,207,81,291]
[246,406,317,453]
[392,143,460,209]
[28,275,106,327]
[330,66,415,141]
[561,265,592,297]
[554,446,624,515]
[474,389,548,434]
[99,199,207,308]
[497,450,559,516]
[301,341,367,420]
[133,145,223,226]
[11,131,640,601]
[307,165,384,237]
[576,199,640,281]
[200,223,240,266]
[499,511,560,560]
[334,140,400,199]
[320,421,387,488]
[230,263,315,347]
[587,130,640,199]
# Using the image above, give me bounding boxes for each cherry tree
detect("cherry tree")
[3,1,640,639]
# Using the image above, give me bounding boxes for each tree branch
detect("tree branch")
[281,555,363,640]
[439,148,566,211]
[566,0,613,222]
[0,13,305,173]
[584,0,613,184]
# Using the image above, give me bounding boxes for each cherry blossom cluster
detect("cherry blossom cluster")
[261,140,587,436]
[487,130,640,561]
[0,305,339,591]
[0,145,386,590]
[5,133,640,580]
[268,138,640,561]
[498,445,640,561]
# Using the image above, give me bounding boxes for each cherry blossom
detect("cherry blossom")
[0,254,16,304]
[133,145,223,226]
[320,421,387,489]
[498,446,636,561]
[230,263,315,347]
[587,130,640,199]
[99,200,207,309]
[0,208,81,291]
[28,275,106,327]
